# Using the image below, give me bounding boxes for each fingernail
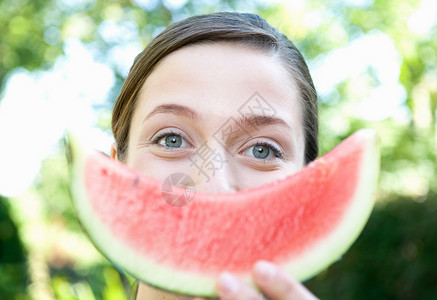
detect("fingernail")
[254,261,276,282]
[218,272,239,297]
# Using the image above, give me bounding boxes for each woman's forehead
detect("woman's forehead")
[142,43,295,93]
[134,42,302,125]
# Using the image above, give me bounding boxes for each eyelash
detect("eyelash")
[150,131,284,159]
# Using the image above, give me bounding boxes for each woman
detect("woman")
[110,12,319,300]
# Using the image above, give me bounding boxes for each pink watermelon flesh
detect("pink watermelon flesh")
[69,129,379,296]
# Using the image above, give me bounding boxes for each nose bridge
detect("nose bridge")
[188,139,237,194]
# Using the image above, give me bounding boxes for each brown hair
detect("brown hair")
[112,11,318,163]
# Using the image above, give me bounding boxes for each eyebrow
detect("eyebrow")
[142,103,291,130]
[236,114,291,130]
[142,104,200,124]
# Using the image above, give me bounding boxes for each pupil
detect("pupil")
[165,135,182,148]
[253,145,269,159]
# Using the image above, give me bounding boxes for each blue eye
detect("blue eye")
[244,141,284,160]
[253,145,270,159]
[151,131,190,149]
[164,135,182,148]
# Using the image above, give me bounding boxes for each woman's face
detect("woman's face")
[115,43,305,195]
[113,43,306,298]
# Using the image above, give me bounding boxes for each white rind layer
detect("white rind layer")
[68,129,379,297]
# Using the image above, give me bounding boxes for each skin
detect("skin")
[111,43,318,300]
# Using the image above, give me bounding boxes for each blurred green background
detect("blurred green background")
[0,0,436,299]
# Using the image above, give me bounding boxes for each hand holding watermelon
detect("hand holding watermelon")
[212,261,319,300]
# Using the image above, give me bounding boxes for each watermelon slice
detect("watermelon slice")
[67,129,379,297]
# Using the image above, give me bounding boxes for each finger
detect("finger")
[253,261,319,300]
[216,272,264,300]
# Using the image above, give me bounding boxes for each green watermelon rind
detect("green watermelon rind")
[282,129,379,280]
[67,129,379,297]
